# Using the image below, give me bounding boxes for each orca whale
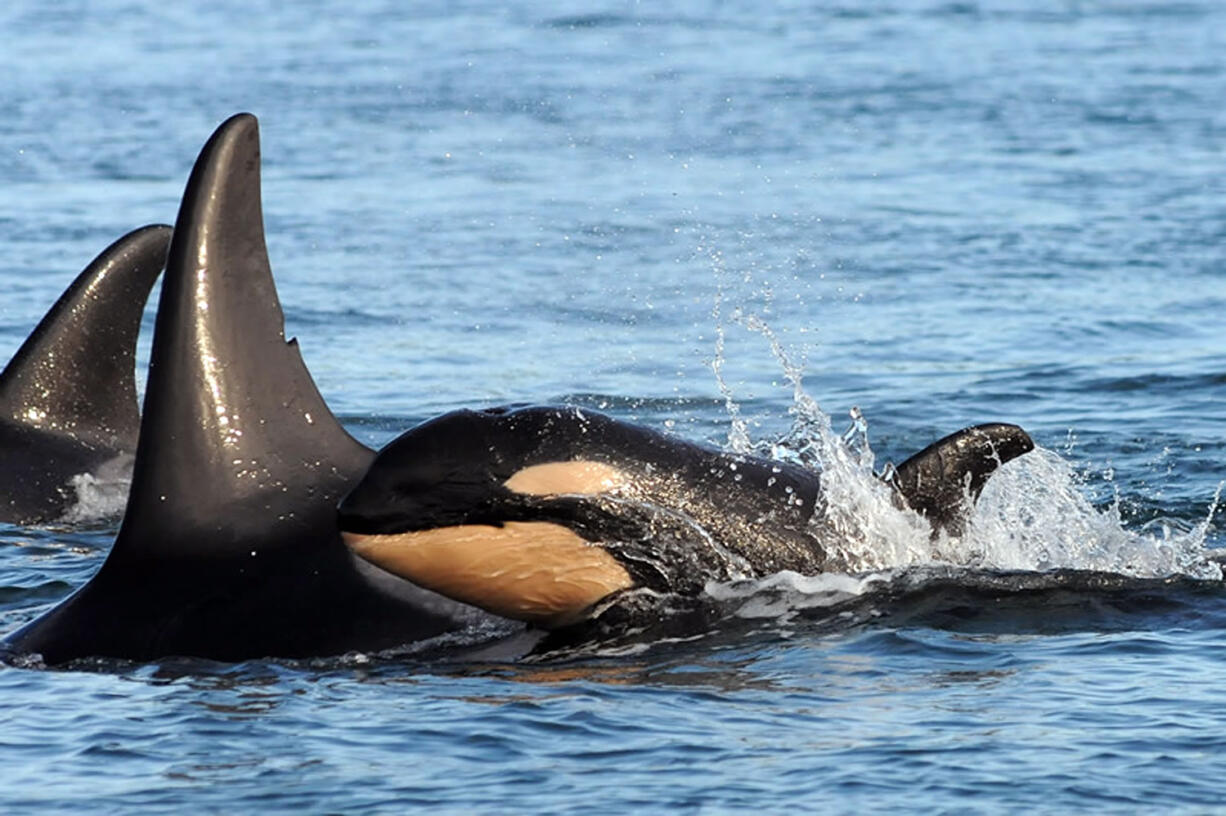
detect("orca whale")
[3,114,486,665]
[0,226,170,524]
[1,111,1034,664]
[338,405,1034,627]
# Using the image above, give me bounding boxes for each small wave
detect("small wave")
[700,564,1226,636]
[963,450,1221,579]
[707,570,889,620]
[543,13,631,30]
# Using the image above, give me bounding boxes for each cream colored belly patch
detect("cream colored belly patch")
[343,521,632,627]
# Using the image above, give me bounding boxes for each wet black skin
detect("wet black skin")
[3,114,484,665]
[338,405,1035,593]
[0,112,1035,664]
[890,422,1037,536]
[0,226,170,524]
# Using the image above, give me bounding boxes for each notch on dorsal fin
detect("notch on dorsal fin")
[891,423,1034,537]
[113,113,372,561]
[0,225,170,447]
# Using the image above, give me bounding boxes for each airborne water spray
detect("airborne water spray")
[703,300,1222,621]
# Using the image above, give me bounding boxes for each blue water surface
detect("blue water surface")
[1,0,1225,812]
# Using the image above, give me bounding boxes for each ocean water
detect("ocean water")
[1,0,1225,811]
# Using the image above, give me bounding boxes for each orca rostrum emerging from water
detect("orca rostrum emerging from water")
[0,226,170,524]
[338,406,1034,628]
[3,114,482,664]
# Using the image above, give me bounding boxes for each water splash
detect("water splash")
[709,285,753,455]
[60,454,133,524]
[965,452,1222,580]
[706,570,889,621]
[782,386,1218,581]
[705,308,1222,619]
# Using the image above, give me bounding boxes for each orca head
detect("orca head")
[0,225,170,523]
[3,114,479,664]
[337,408,533,535]
[338,408,640,628]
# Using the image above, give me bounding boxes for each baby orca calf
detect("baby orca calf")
[338,406,1034,627]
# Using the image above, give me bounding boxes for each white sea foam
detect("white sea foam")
[59,454,134,524]
[703,309,1223,618]
[706,570,890,621]
[800,399,1222,582]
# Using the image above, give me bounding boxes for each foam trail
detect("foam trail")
[707,571,889,621]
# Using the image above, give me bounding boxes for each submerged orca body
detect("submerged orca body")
[338,406,1034,627]
[0,226,170,524]
[3,114,483,665]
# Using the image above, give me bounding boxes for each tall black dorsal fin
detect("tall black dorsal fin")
[113,113,372,561]
[0,225,170,447]
[3,114,480,664]
[891,423,1034,536]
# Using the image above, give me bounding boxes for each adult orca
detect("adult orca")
[0,226,170,524]
[338,405,1034,627]
[3,114,486,665]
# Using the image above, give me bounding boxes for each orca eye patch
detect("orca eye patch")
[503,461,630,496]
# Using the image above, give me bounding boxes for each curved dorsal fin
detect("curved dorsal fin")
[3,114,479,663]
[112,113,372,562]
[0,225,170,446]
[891,423,1034,536]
